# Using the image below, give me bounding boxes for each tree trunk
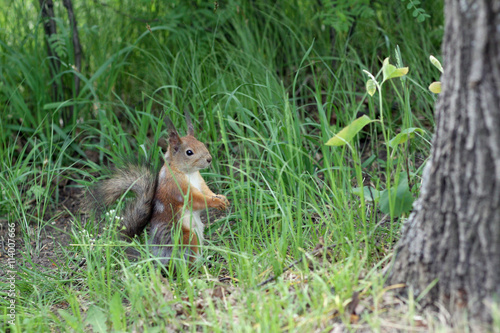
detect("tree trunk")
[39,0,62,102]
[63,0,83,125]
[387,0,500,324]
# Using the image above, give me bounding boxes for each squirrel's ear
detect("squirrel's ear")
[184,110,195,136]
[165,117,181,153]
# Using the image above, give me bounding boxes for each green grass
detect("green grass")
[0,0,462,331]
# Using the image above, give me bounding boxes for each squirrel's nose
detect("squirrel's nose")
[207,157,212,164]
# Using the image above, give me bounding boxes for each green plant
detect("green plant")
[401,0,431,22]
[326,53,431,220]
[317,0,374,34]
[0,1,450,331]
[428,55,443,93]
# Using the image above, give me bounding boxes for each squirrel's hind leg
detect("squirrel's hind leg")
[149,222,174,266]
[149,222,199,266]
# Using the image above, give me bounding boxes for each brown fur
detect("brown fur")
[88,115,229,265]
[149,126,229,263]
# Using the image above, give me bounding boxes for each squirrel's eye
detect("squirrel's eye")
[186,149,194,156]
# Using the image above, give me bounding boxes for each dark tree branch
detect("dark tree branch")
[39,0,62,102]
[63,0,83,124]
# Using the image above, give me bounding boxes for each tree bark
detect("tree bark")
[63,0,83,124]
[39,0,62,102]
[387,0,500,324]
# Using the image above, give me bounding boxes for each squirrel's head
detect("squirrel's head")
[164,115,212,173]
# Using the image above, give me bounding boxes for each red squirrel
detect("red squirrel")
[89,113,229,264]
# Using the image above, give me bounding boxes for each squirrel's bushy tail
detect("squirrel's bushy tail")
[88,165,158,238]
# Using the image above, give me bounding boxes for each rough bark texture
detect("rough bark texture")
[387,0,500,323]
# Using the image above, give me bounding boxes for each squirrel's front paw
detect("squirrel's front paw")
[212,195,230,210]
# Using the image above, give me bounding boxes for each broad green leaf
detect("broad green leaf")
[58,310,80,330]
[429,81,441,93]
[366,79,377,96]
[110,292,125,331]
[389,127,425,149]
[382,57,409,82]
[379,173,414,217]
[85,305,107,333]
[429,55,443,73]
[325,115,372,146]
[352,186,380,202]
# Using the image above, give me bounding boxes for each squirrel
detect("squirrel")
[88,112,230,264]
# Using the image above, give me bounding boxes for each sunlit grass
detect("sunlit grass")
[0,0,447,331]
